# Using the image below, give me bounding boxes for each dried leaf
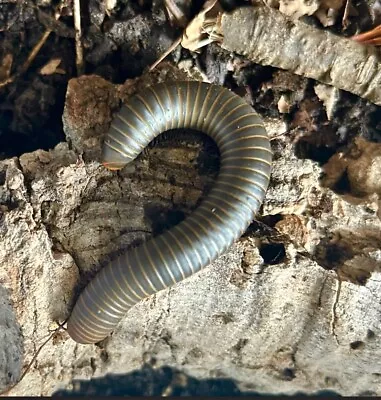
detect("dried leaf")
[0,53,13,81]
[181,0,223,52]
[39,58,65,75]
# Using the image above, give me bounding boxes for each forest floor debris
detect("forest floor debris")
[0,0,381,396]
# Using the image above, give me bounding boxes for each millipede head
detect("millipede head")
[102,162,124,171]
[101,137,131,171]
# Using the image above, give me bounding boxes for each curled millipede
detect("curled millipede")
[66,81,272,344]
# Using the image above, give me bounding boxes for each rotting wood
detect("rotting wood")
[218,6,381,106]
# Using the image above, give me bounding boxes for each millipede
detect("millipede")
[66,80,272,344]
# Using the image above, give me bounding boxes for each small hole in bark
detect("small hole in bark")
[282,368,296,381]
[364,206,376,215]
[0,170,6,186]
[168,175,176,185]
[350,341,365,350]
[5,199,19,211]
[259,242,286,265]
[332,169,351,195]
[325,244,347,265]
[261,213,283,227]
[314,240,354,271]
[100,350,109,362]
[367,329,375,340]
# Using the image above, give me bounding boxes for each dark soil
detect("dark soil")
[0,0,380,161]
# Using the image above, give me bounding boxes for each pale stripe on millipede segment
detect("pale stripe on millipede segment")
[66,81,272,344]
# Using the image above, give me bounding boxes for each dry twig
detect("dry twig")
[73,0,84,75]
[149,0,222,71]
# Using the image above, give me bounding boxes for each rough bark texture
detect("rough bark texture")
[220,6,381,106]
[1,64,381,396]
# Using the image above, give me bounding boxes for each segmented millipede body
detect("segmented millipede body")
[67,81,272,344]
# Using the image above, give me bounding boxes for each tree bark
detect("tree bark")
[1,64,381,396]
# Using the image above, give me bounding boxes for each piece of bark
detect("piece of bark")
[1,66,381,396]
[62,62,192,162]
[219,6,381,106]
